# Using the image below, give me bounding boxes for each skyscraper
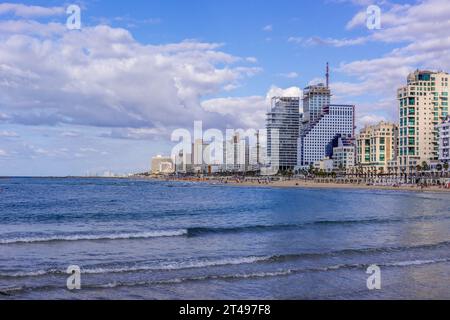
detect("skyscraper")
[298,104,355,166]
[266,97,300,171]
[397,70,449,170]
[222,133,249,173]
[302,83,331,123]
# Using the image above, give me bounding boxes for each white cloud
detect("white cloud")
[263,25,273,32]
[266,86,302,99]
[202,96,266,129]
[278,72,299,79]
[0,20,261,132]
[308,77,326,86]
[246,56,258,63]
[0,130,19,137]
[101,127,169,140]
[289,36,367,47]
[60,131,81,137]
[201,86,302,129]
[288,37,303,44]
[0,3,64,18]
[0,149,8,157]
[0,20,65,36]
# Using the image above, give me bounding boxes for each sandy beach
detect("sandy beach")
[223,179,450,193]
[149,176,450,193]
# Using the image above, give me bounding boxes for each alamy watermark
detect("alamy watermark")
[366,265,382,290]
[366,5,382,30]
[66,4,81,30]
[66,265,81,290]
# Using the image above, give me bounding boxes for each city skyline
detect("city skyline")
[2,0,450,176]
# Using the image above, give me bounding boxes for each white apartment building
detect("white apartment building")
[298,104,355,166]
[333,137,356,170]
[439,116,450,163]
[357,122,398,173]
[397,70,449,171]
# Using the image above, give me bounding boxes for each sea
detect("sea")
[0,177,449,300]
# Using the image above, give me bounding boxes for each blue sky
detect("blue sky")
[0,0,449,176]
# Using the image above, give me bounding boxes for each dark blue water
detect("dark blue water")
[0,177,449,299]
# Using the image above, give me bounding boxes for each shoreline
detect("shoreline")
[150,176,450,193]
[224,179,450,193]
[2,176,449,193]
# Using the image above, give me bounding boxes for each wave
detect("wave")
[2,215,449,243]
[0,256,273,278]
[186,215,450,236]
[3,258,450,296]
[383,258,450,267]
[3,238,450,279]
[0,230,188,245]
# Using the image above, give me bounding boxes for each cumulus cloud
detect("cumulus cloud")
[0,19,261,133]
[262,25,273,32]
[0,3,64,18]
[201,86,302,129]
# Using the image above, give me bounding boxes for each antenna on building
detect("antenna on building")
[326,62,330,88]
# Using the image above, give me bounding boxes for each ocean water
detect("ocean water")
[0,177,449,300]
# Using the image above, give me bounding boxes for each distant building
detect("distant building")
[151,155,174,175]
[223,133,250,173]
[174,149,192,174]
[332,135,356,170]
[313,158,334,173]
[397,70,449,171]
[266,97,300,171]
[357,122,398,173]
[439,116,450,163]
[298,104,355,166]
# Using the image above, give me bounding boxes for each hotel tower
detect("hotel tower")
[397,70,449,170]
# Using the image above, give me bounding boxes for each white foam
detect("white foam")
[83,256,272,274]
[384,258,450,267]
[0,230,188,244]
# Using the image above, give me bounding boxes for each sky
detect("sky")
[1,0,450,176]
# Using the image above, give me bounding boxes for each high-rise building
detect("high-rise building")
[298,104,355,166]
[266,97,300,170]
[397,70,449,170]
[191,139,212,174]
[302,83,331,123]
[439,116,450,163]
[222,133,249,173]
[357,122,398,173]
